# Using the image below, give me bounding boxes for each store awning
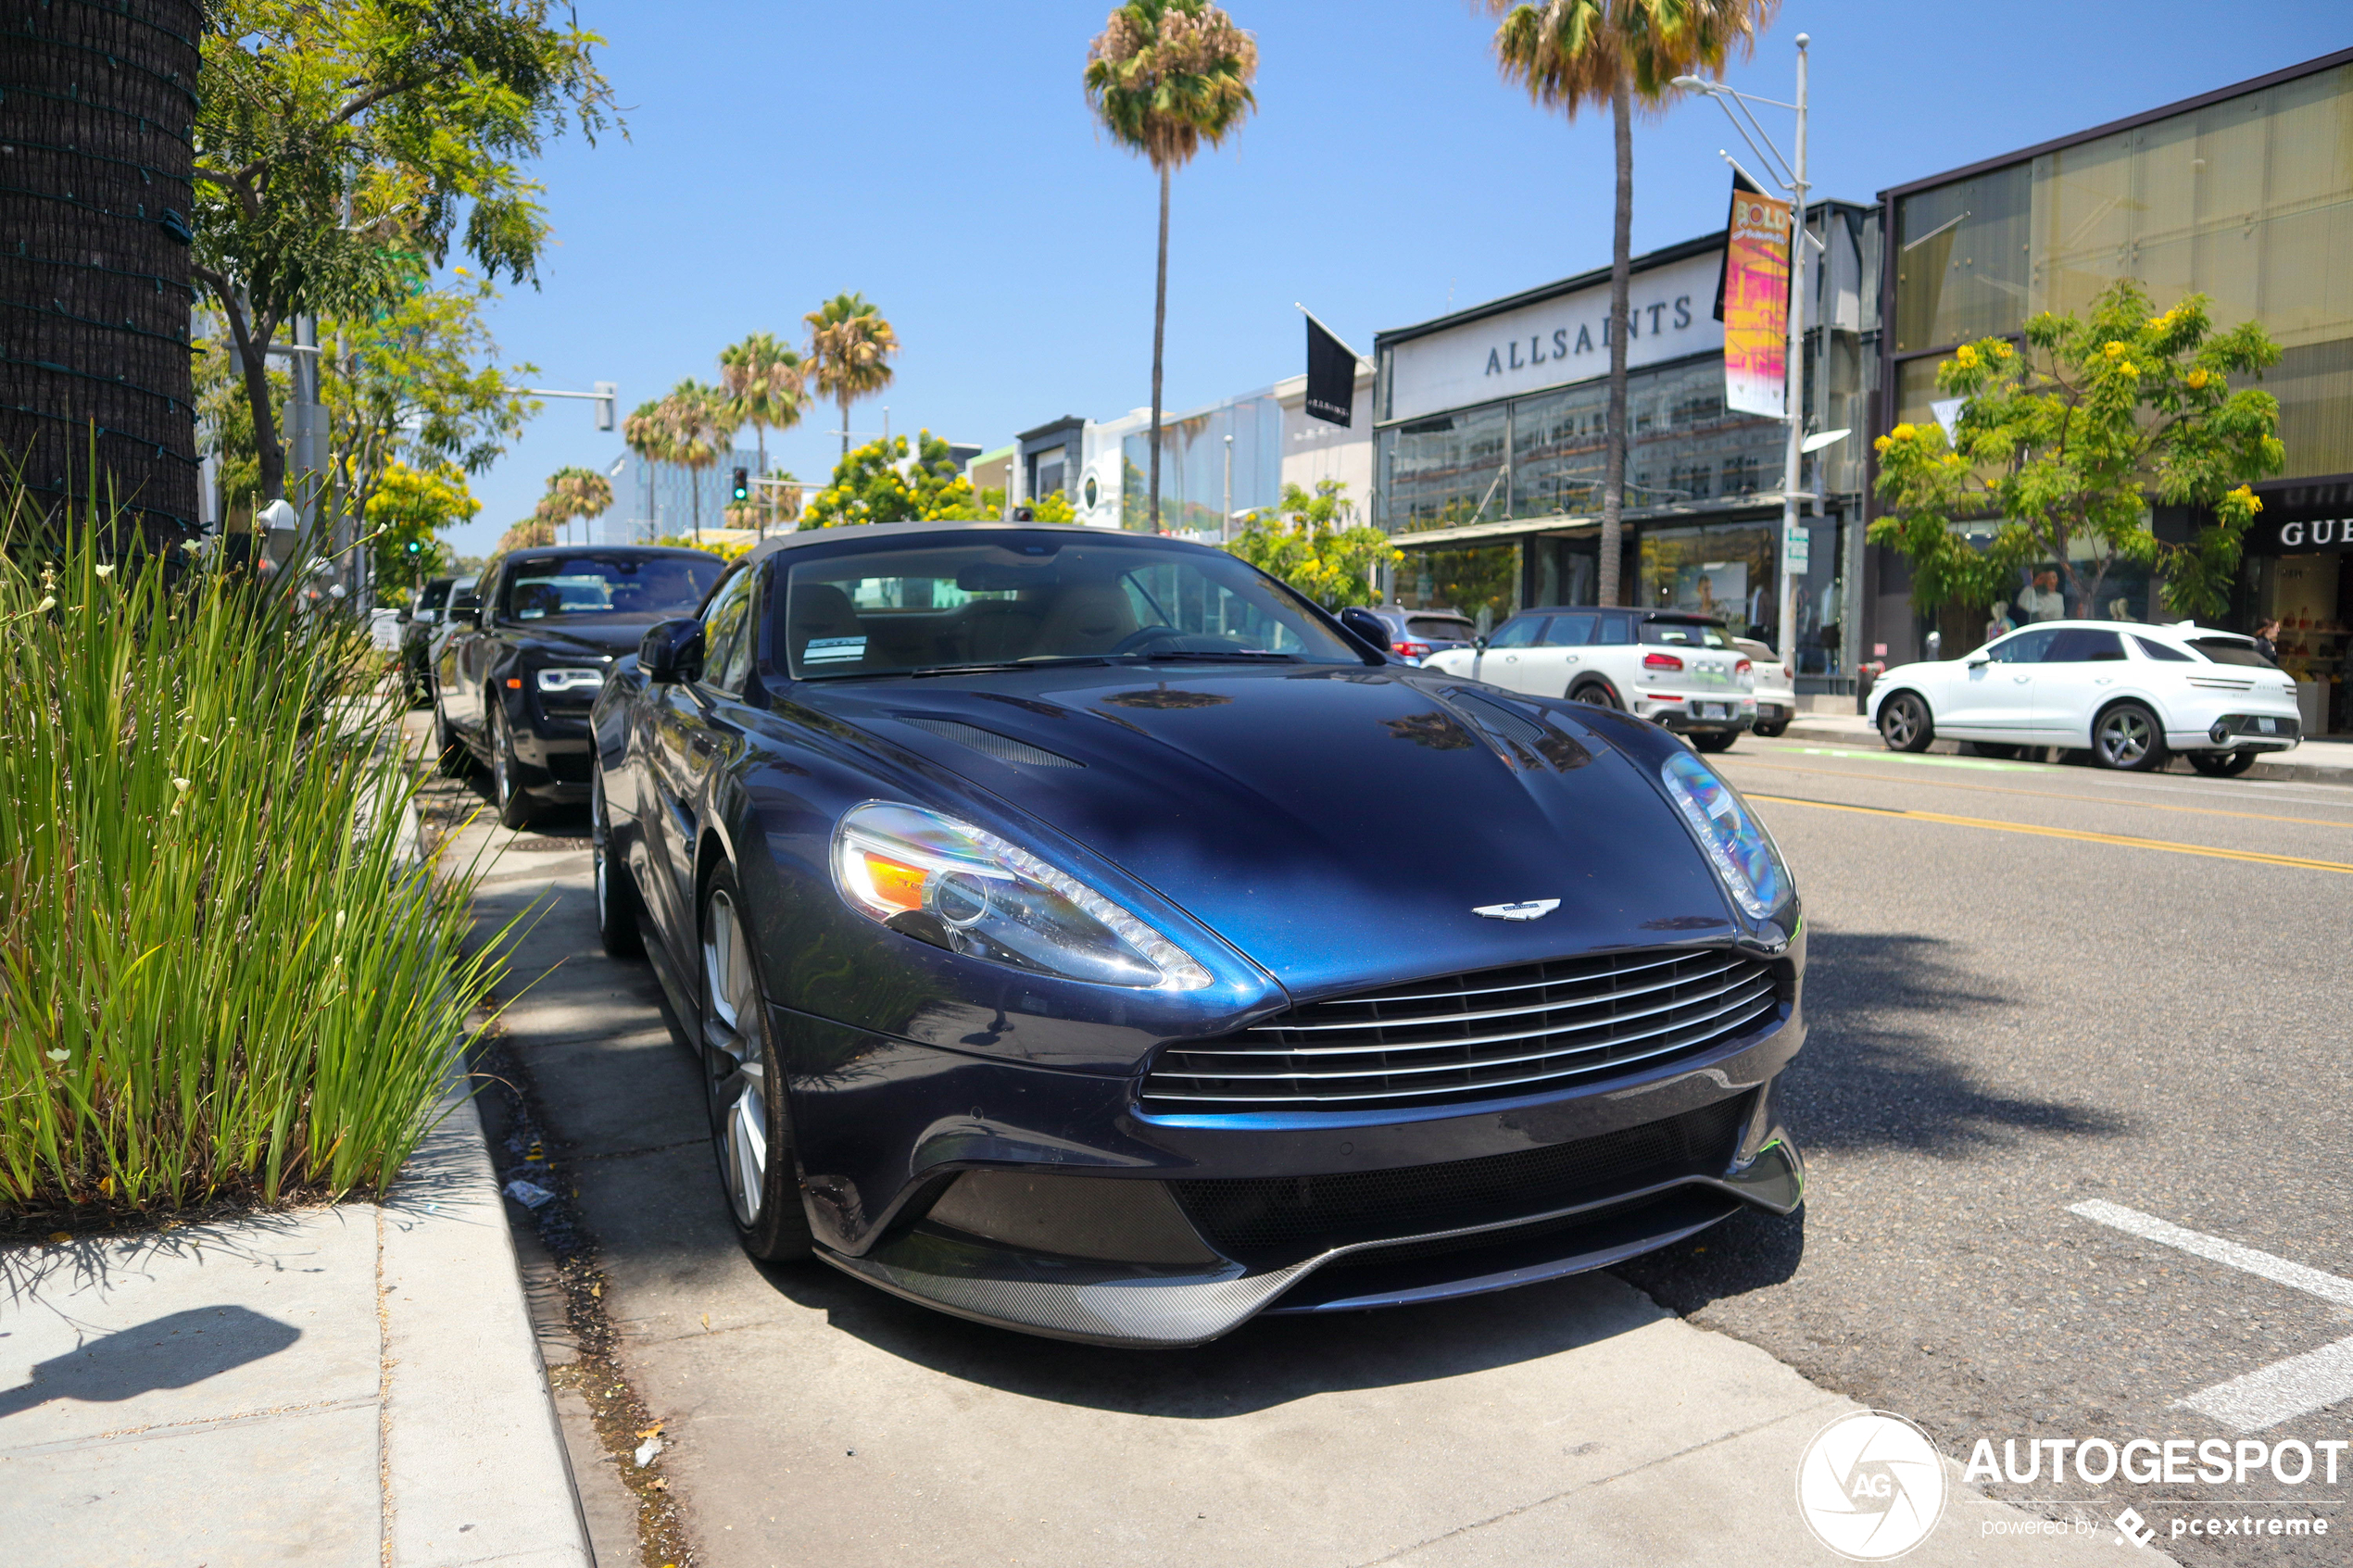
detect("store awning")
[1390,494,1793,549]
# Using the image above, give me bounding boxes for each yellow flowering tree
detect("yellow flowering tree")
[800,431,1013,527]
[1870,281,2283,621]
[1227,480,1399,608]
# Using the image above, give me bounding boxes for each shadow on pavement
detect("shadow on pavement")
[1783,929,2132,1155]
[0,1305,301,1421]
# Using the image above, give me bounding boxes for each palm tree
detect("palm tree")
[1484,0,1776,606]
[719,332,807,533]
[539,465,614,547]
[622,396,676,538]
[803,295,899,459]
[1086,3,1257,533]
[660,380,740,544]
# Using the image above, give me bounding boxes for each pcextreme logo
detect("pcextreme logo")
[1795,1411,1950,1561]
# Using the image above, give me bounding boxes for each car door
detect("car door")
[443,564,499,741]
[643,565,759,966]
[1517,611,1597,696]
[1471,615,1548,692]
[2028,626,2129,743]
[1939,625,2054,734]
[1583,610,1640,700]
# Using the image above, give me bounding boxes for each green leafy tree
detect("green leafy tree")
[1870,282,2283,622]
[1086,2,1257,533]
[1227,481,1400,608]
[1482,0,1776,607]
[804,295,900,458]
[323,272,537,548]
[719,332,807,530]
[194,0,615,501]
[800,432,998,528]
[366,460,477,603]
[1021,490,1078,523]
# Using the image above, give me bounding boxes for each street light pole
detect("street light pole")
[1777,35,1810,673]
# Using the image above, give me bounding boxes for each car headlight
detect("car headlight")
[1658,752,1790,920]
[535,666,605,694]
[832,801,1213,990]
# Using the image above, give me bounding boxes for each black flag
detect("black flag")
[1304,311,1355,427]
[1713,166,1768,323]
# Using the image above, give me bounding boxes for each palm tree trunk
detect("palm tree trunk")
[691,464,701,544]
[1149,163,1170,533]
[1599,70,1633,608]
[755,423,768,536]
[840,392,851,459]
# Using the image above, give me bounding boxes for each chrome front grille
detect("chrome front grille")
[1140,947,1780,1114]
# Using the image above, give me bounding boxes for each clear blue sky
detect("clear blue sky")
[450,0,2350,556]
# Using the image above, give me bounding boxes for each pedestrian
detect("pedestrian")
[2252,618,2281,663]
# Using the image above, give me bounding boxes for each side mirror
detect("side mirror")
[639,618,703,684]
[1966,653,1991,668]
[1337,606,1390,655]
[1474,636,1490,652]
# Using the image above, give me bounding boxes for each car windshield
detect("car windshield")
[501,555,722,621]
[2188,636,2278,669]
[781,532,1364,680]
[1640,621,1733,649]
[1406,615,1475,641]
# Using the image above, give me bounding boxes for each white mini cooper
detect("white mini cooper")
[1867,621,2300,775]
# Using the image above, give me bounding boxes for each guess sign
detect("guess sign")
[2248,515,2353,555]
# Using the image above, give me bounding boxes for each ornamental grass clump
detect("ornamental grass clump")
[0,510,509,1224]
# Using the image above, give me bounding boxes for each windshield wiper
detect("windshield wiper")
[1120,648,1302,662]
[910,655,1120,678]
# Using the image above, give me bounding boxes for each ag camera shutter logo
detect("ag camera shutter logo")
[1795,1411,1950,1560]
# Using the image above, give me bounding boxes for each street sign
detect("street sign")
[1784,525,1810,571]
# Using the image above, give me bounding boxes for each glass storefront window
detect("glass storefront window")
[1380,402,1509,531]
[1121,391,1282,533]
[1639,521,1778,636]
[1625,358,1787,509]
[1510,382,1609,517]
[1393,542,1518,634]
[1893,163,2031,354]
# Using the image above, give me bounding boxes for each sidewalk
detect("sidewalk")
[1779,709,2353,784]
[0,1076,591,1568]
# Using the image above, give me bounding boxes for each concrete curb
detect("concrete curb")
[377,1073,593,1568]
[1772,718,2353,784]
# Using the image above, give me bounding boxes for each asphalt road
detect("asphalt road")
[1615,734,2353,1564]
[423,716,2353,1567]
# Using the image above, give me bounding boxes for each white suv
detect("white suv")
[1868,620,2301,775]
[1426,608,1756,751]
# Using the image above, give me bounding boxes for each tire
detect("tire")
[490,705,537,828]
[1877,691,1933,752]
[591,764,645,959]
[2092,701,2167,772]
[434,695,476,778]
[1569,680,1622,709]
[1750,721,1786,738]
[701,865,812,1261]
[1692,731,1738,753]
[2188,749,2257,778]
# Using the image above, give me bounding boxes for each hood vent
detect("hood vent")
[902,717,1082,769]
[1443,690,1592,771]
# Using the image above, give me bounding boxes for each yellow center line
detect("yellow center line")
[1722,758,2353,829]
[1744,792,2353,875]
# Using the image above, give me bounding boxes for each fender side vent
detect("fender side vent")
[903,718,1082,769]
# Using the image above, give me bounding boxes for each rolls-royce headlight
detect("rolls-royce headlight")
[535,666,605,694]
[831,801,1213,990]
[1659,752,1790,920]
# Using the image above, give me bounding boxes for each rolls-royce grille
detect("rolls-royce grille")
[1170,1096,1749,1264]
[1140,947,1779,1114]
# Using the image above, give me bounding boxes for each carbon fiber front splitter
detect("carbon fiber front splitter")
[814,1133,1805,1348]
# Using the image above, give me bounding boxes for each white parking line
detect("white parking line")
[2069,1200,2353,1432]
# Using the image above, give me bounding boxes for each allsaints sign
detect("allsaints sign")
[1381,251,1725,425]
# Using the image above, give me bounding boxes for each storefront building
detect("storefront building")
[1372,205,1881,684]
[1875,47,2353,732]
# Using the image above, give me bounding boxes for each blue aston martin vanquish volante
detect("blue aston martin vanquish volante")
[589,521,1806,1347]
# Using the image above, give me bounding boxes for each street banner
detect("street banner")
[1304,310,1356,427]
[1721,176,1792,419]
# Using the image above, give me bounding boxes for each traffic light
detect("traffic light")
[731,467,749,502]
[405,539,423,555]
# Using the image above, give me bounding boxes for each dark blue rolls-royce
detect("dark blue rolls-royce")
[589,521,1806,1347]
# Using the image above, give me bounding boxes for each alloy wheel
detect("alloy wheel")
[2096,707,2154,768]
[492,709,513,809]
[1880,695,1926,750]
[591,770,610,928]
[702,889,767,1229]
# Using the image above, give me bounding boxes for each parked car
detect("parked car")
[434,546,725,825]
[588,521,1806,1347]
[396,574,460,705]
[1730,637,1796,737]
[1425,608,1756,751]
[1354,604,1480,664]
[1866,620,2301,775]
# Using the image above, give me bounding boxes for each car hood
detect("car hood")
[500,618,666,658]
[795,664,1739,1001]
